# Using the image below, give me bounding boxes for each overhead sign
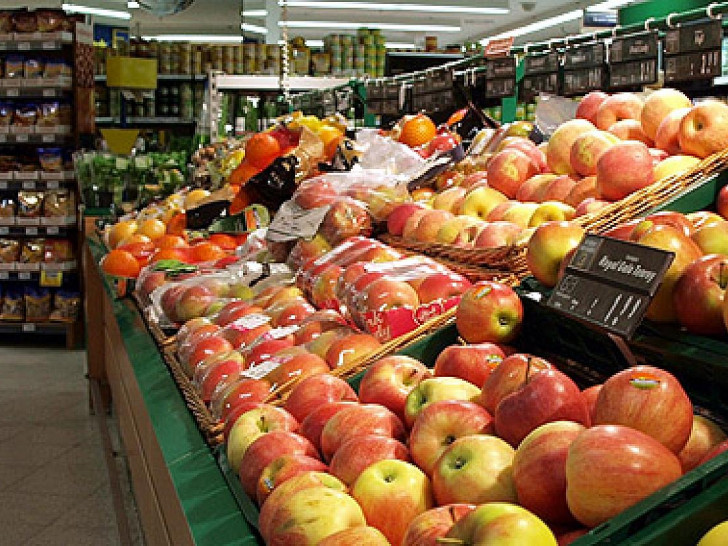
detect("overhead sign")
[608,30,659,89]
[664,19,723,83]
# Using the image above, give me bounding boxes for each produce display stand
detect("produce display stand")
[85,237,259,546]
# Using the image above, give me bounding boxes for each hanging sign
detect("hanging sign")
[562,42,607,96]
[608,30,659,89]
[663,19,723,82]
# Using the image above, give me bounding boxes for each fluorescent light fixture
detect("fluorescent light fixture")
[144,34,252,42]
[587,0,633,11]
[62,3,132,20]
[482,9,582,43]
[127,1,140,8]
[241,23,269,34]
[385,42,416,48]
[305,39,325,47]
[282,1,508,15]
[242,9,268,17]
[281,21,461,32]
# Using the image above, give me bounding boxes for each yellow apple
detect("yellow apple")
[502,202,539,228]
[653,155,701,182]
[436,216,482,245]
[529,201,576,227]
[698,521,728,546]
[641,88,692,142]
[459,187,508,220]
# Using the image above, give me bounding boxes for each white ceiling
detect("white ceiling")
[19,1,638,47]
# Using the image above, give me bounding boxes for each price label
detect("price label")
[0,182,7,190]
[26,227,38,236]
[22,181,35,190]
[22,323,36,332]
[0,134,6,143]
[46,226,59,235]
[42,134,55,143]
[0,227,9,235]
[266,201,330,243]
[0,42,6,50]
[41,41,56,50]
[6,89,18,97]
[15,134,28,142]
[40,270,63,287]
[0,271,8,280]
[47,181,59,190]
[546,235,674,338]
[43,89,56,97]
[17,42,31,50]
[18,272,31,280]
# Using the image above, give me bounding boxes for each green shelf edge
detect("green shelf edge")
[87,238,259,546]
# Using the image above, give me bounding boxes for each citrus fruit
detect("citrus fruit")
[245,133,282,169]
[118,233,152,247]
[117,241,156,266]
[191,242,227,263]
[102,249,141,278]
[166,213,187,236]
[229,189,255,216]
[156,234,188,250]
[184,189,211,210]
[208,233,238,251]
[150,248,193,264]
[398,114,437,148]
[108,220,138,249]
[137,218,167,240]
[229,160,263,186]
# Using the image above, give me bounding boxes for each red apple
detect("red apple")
[541,175,578,203]
[575,197,610,217]
[456,281,523,344]
[416,272,471,304]
[631,210,694,240]
[570,130,619,177]
[222,322,272,351]
[295,178,338,209]
[329,434,410,486]
[445,502,558,544]
[325,333,382,369]
[358,355,432,423]
[320,198,372,245]
[404,377,481,429]
[433,343,505,387]
[596,140,654,201]
[526,221,586,288]
[576,91,609,125]
[175,285,216,322]
[317,526,390,546]
[566,424,682,528]
[185,336,234,375]
[197,357,246,403]
[516,174,559,203]
[581,384,602,425]
[214,301,264,327]
[717,185,728,220]
[502,138,548,172]
[299,401,359,454]
[678,415,727,473]
[513,421,587,524]
[679,101,728,159]
[699,438,728,465]
[690,220,728,255]
[320,403,406,461]
[412,209,455,243]
[284,374,358,423]
[480,353,552,414]
[593,365,693,454]
[409,400,494,476]
[363,278,420,312]
[495,368,590,448]
[265,352,331,391]
[256,454,328,505]
[212,376,271,423]
[608,119,653,145]
[673,254,728,335]
[487,148,540,199]
[641,88,692,141]
[655,107,691,155]
[547,119,596,175]
[473,221,523,248]
[401,504,476,546]
[595,92,643,130]
[388,204,426,236]
[244,338,294,369]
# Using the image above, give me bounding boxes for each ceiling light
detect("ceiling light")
[482,9,583,43]
[282,1,508,15]
[305,39,325,47]
[385,42,416,48]
[587,0,634,11]
[127,1,140,8]
[281,21,461,32]
[144,34,251,42]
[241,23,269,34]
[62,3,132,20]
[242,9,268,17]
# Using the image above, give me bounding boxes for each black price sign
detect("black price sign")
[524,51,560,75]
[665,51,722,82]
[609,31,659,89]
[546,235,674,338]
[522,51,560,100]
[563,66,606,96]
[484,57,516,99]
[412,69,455,114]
[564,42,605,69]
[663,19,722,83]
[521,73,559,99]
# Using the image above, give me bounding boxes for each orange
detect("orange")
[137,218,167,240]
[166,213,187,236]
[245,133,282,169]
[108,220,138,249]
[191,242,227,263]
[156,234,188,250]
[398,114,437,148]
[229,189,255,216]
[117,241,156,267]
[229,160,263,186]
[208,233,238,251]
[102,249,141,278]
[150,248,193,264]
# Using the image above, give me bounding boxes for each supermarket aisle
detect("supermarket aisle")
[0,340,143,546]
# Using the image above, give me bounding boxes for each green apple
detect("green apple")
[528,201,576,228]
[404,377,481,428]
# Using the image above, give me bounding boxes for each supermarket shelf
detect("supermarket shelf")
[0,268,77,281]
[386,51,464,59]
[95,74,207,82]
[0,32,73,51]
[0,178,75,191]
[0,133,73,145]
[0,320,74,334]
[213,75,350,91]
[0,224,76,237]
[0,86,72,98]
[96,116,196,125]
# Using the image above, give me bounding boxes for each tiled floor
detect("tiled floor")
[0,339,144,545]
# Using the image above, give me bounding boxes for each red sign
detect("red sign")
[484,37,514,58]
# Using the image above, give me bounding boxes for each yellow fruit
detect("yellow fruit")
[119,233,152,247]
[137,218,167,241]
[698,521,728,546]
[184,189,211,210]
[108,220,138,249]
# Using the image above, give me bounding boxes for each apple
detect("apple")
[404,377,481,428]
[295,178,338,209]
[480,353,552,414]
[239,430,318,497]
[325,333,382,369]
[264,352,331,391]
[270,299,316,328]
[699,439,728,465]
[595,92,643,130]
[674,254,728,335]
[226,405,299,474]
[433,187,467,213]
[513,421,587,524]
[351,459,434,545]
[697,521,728,546]
[595,140,654,201]
[433,343,505,387]
[256,454,328,505]
[608,119,653,145]
[256,285,304,309]
[692,222,728,256]
[310,264,343,309]
[581,384,602,425]
[436,215,481,245]
[677,415,727,473]
[215,301,264,327]
[174,285,216,322]
[258,472,347,542]
[329,434,410,486]
[654,154,701,182]
[185,336,234,376]
[401,504,475,546]
[320,403,406,461]
[160,284,187,322]
[637,225,703,323]
[575,197,610,217]
[435,170,464,191]
[641,88,692,141]
[409,400,494,476]
[446,502,558,545]
[566,424,683,528]
[432,434,517,505]
[487,148,540,198]
[547,119,596,175]
[413,209,455,243]
[529,201,576,227]
[299,401,358,453]
[526,221,586,288]
[266,487,366,546]
[288,235,332,269]
[502,202,539,228]
[197,357,246,403]
[654,107,691,155]
[629,211,694,241]
[293,313,347,345]
[283,374,358,423]
[495,368,590,448]
[177,323,222,365]
[593,365,693,454]
[306,328,352,360]
[460,171,489,190]
[687,211,726,229]
[317,526,390,546]
[244,338,294,369]
[538,175,577,204]
[565,176,598,207]
[417,272,471,304]
[576,91,609,125]
[456,281,523,344]
[459,186,509,221]
[680,101,728,159]
[222,322,272,351]
[411,187,436,201]
[570,130,619,176]
[210,375,270,422]
[473,221,523,248]
[516,174,560,202]
[320,198,372,245]
[717,185,728,220]
[502,138,548,173]
[358,355,432,422]
[388,203,426,236]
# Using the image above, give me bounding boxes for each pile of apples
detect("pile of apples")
[211,305,727,544]
[385,90,728,252]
